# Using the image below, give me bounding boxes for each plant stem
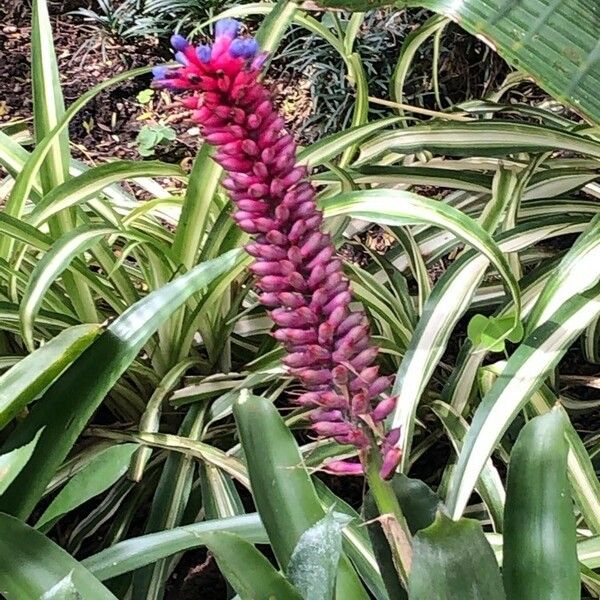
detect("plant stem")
[363,447,413,585]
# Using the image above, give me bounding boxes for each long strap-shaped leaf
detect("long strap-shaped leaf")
[84,513,268,581]
[384,216,585,470]
[0,512,117,599]
[0,249,243,519]
[0,324,101,430]
[447,282,600,519]
[356,121,600,165]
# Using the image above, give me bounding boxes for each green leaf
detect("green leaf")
[357,122,600,165]
[35,443,139,531]
[503,409,579,600]
[447,282,600,519]
[0,430,43,496]
[0,249,243,519]
[20,225,114,350]
[467,314,524,353]
[363,474,439,600]
[204,531,303,600]
[0,512,117,599]
[287,512,350,600]
[83,513,268,581]
[408,513,506,600]
[28,159,184,227]
[136,89,154,104]
[233,391,369,599]
[0,324,101,430]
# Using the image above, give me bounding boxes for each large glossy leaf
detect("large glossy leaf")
[83,513,268,580]
[408,513,506,600]
[287,512,349,600]
[0,249,242,519]
[503,410,579,600]
[0,324,101,430]
[233,391,369,599]
[0,513,117,599]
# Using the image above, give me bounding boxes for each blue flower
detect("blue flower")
[170,34,188,52]
[196,45,212,63]
[229,38,259,59]
[215,18,240,39]
[151,65,168,81]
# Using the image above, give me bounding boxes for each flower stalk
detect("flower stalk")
[153,19,404,480]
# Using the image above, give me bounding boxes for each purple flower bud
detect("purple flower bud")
[332,365,348,386]
[380,447,402,480]
[313,421,353,437]
[384,427,402,447]
[310,409,343,422]
[297,368,332,386]
[351,347,380,371]
[367,376,391,398]
[196,45,211,63]
[230,37,259,59]
[323,460,364,476]
[170,34,188,52]
[372,396,397,422]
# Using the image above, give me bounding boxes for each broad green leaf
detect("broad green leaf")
[287,512,350,600]
[35,443,139,531]
[314,481,388,600]
[447,282,600,519]
[234,391,369,599]
[364,475,439,600]
[0,249,242,519]
[503,410,579,599]
[0,430,43,496]
[0,324,101,430]
[0,512,117,599]
[83,513,268,581]
[204,532,303,600]
[408,513,506,600]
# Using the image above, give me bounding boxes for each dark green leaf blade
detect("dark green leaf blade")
[408,513,506,600]
[0,512,117,599]
[204,531,303,600]
[503,409,580,600]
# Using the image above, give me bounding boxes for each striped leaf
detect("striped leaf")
[447,282,600,519]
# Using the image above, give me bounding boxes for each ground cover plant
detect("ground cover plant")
[0,0,599,598]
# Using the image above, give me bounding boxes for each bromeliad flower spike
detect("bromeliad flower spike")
[153,19,401,479]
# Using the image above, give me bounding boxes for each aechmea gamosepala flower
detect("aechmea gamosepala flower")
[153,19,401,479]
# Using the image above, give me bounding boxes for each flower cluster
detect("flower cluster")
[153,20,401,478]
